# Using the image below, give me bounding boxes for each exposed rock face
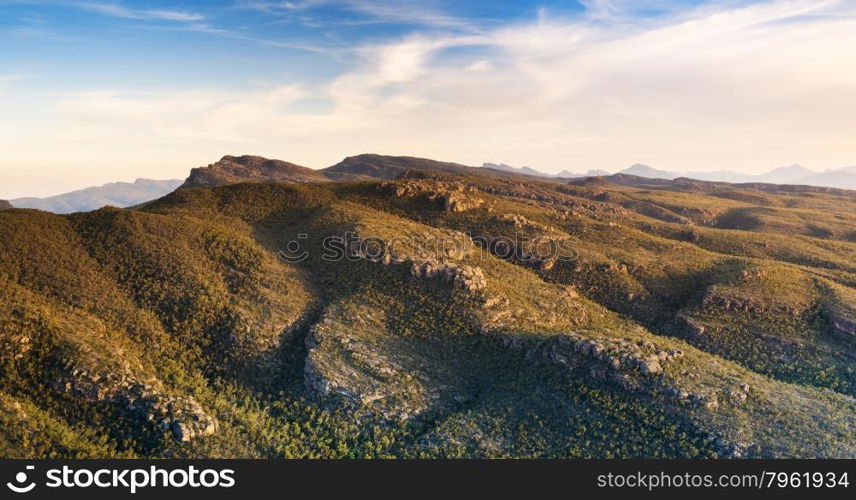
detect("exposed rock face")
[529,332,684,377]
[303,231,492,420]
[499,213,536,229]
[514,330,767,457]
[181,155,328,188]
[303,307,435,420]
[0,200,12,210]
[53,366,216,442]
[379,180,484,212]
[410,260,487,292]
[345,233,487,293]
[444,191,484,212]
[522,332,728,405]
[830,313,856,336]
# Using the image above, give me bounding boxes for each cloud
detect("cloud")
[241,0,474,29]
[5,0,856,186]
[77,2,204,22]
[0,74,27,84]
[52,85,309,143]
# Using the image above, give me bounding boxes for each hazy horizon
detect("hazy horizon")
[2,0,856,198]
[5,154,855,201]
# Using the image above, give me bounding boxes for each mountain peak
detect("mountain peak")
[619,164,680,179]
[181,155,327,189]
[323,154,476,180]
[769,164,813,175]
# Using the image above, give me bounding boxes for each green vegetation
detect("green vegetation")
[1,161,855,458]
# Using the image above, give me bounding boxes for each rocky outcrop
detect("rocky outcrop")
[444,191,484,212]
[499,213,544,231]
[345,233,487,293]
[514,330,758,457]
[518,331,753,413]
[410,260,487,292]
[379,180,484,212]
[830,313,856,336]
[0,200,12,211]
[528,332,684,377]
[303,307,435,420]
[52,365,216,442]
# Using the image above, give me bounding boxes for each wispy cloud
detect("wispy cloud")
[0,74,27,84]
[141,21,339,54]
[4,0,856,187]
[240,0,475,29]
[70,1,336,53]
[77,2,205,22]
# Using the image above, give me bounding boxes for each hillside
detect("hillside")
[0,200,11,210]
[11,179,183,214]
[1,155,855,458]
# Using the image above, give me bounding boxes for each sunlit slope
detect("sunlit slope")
[0,171,854,458]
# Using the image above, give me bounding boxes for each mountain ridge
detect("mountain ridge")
[180,155,328,188]
[15,156,856,215]
[1,154,855,458]
[480,161,856,188]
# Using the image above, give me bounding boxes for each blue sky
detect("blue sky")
[1,0,855,198]
[1,1,591,91]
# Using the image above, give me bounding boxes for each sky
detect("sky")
[1,0,855,198]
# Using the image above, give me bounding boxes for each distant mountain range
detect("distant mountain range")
[10,178,183,213]
[483,162,856,189]
[6,157,856,214]
[482,162,556,177]
[483,163,611,178]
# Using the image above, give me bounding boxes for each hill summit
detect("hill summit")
[181,155,329,188]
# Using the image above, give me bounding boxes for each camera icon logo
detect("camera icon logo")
[7,465,36,493]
